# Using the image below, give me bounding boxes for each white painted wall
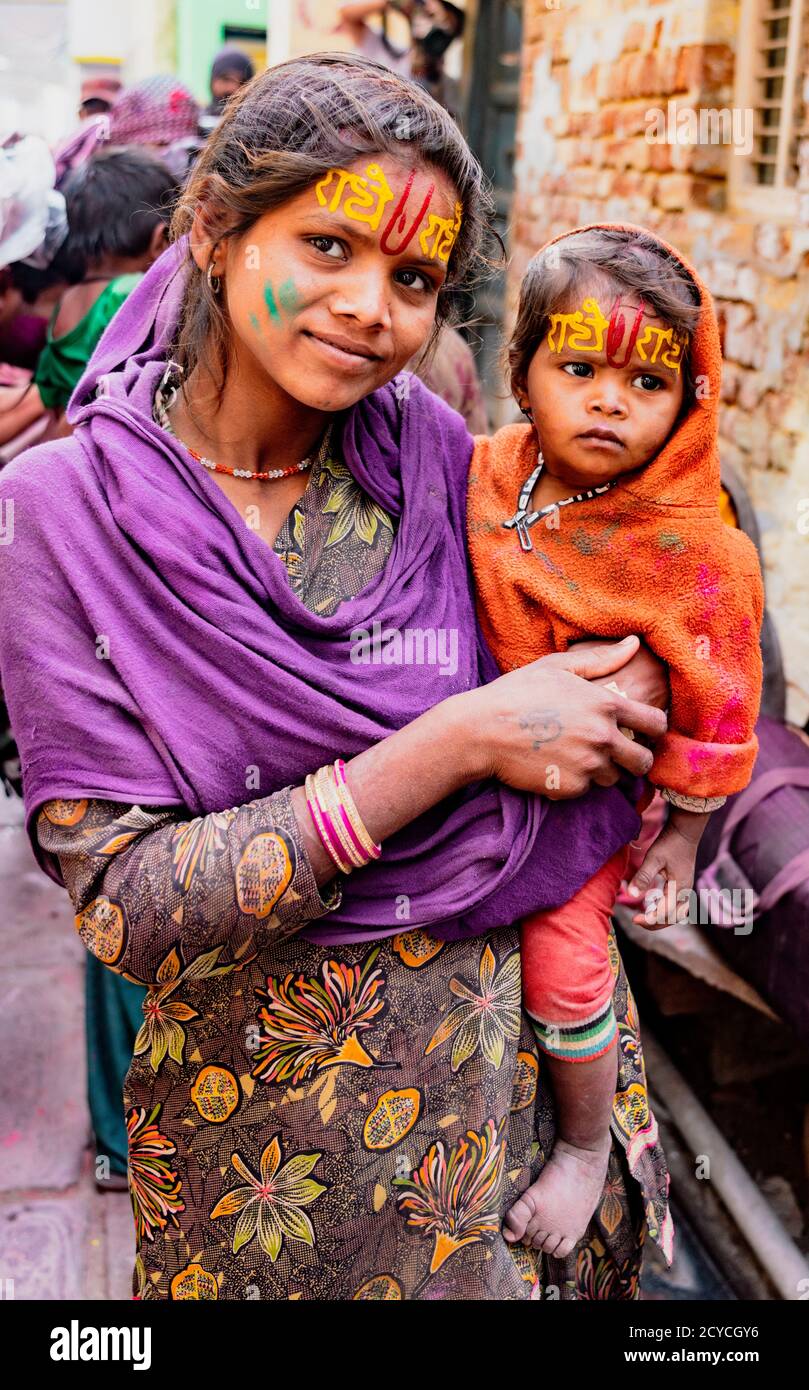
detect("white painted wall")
[0,2,74,142]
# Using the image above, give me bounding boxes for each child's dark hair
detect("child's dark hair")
[57,148,179,283]
[171,51,501,401]
[508,227,702,407]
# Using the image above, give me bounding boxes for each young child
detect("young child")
[467,223,764,1259]
[35,148,177,427]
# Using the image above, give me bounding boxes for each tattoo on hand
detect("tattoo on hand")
[519,709,563,748]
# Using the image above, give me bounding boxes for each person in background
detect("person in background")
[53,113,111,188]
[31,143,177,1191]
[0,136,68,452]
[56,76,202,189]
[34,148,178,433]
[0,268,48,449]
[410,321,488,432]
[204,46,255,120]
[78,76,123,122]
[337,0,466,119]
[1,143,175,1185]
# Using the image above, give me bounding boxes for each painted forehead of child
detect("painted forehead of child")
[309,157,463,265]
[544,284,685,375]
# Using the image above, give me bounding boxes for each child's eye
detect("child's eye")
[561,361,594,378]
[633,373,665,391]
[395,268,433,293]
[307,235,346,259]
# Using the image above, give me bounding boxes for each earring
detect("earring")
[207,261,222,294]
[519,401,534,424]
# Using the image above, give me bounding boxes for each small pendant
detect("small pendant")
[516,518,533,552]
[503,511,534,552]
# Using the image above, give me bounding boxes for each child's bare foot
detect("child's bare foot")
[503,1133,612,1259]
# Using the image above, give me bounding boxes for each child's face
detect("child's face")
[194,153,461,414]
[520,283,686,491]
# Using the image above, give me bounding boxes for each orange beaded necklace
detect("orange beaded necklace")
[154,366,332,482]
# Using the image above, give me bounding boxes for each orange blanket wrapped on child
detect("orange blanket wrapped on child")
[468,240,764,799]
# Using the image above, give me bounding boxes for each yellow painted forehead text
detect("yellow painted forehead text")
[546,296,684,373]
[314,162,462,263]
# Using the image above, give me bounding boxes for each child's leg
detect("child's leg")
[504,846,629,1259]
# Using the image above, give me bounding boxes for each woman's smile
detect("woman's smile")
[301,327,387,372]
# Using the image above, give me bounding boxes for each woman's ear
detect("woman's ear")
[189,205,219,274]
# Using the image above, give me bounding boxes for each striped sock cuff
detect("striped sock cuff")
[531,1000,618,1062]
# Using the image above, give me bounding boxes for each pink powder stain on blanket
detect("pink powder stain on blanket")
[727,614,753,653]
[714,693,746,742]
[696,563,720,622]
[688,745,713,775]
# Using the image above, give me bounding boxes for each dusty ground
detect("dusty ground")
[0,821,133,1300]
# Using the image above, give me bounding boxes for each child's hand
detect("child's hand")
[626,808,709,929]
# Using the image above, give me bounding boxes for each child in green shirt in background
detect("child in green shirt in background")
[35,148,178,427]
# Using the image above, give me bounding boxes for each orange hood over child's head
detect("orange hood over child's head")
[508,223,722,505]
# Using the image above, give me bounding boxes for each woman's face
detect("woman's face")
[200,154,461,413]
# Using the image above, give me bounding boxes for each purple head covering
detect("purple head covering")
[0,240,641,943]
[52,115,110,186]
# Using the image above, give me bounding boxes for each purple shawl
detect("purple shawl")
[0,241,641,943]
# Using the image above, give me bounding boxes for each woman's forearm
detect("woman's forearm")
[291,691,474,884]
[38,644,668,981]
[36,695,478,982]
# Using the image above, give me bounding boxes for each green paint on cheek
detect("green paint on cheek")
[249,312,261,335]
[278,277,299,315]
[263,280,280,324]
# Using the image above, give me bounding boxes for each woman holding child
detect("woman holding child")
[0,54,757,1301]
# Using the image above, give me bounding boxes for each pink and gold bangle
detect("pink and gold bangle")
[314,763,366,870]
[304,761,382,874]
[305,770,353,874]
[334,759,381,860]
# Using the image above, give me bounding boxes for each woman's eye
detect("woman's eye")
[395,268,432,292]
[562,361,593,378]
[633,373,664,391]
[307,235,346,259]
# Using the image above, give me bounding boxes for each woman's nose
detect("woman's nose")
[330,273,392,330]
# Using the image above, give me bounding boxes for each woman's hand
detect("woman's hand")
[461,636,668,799]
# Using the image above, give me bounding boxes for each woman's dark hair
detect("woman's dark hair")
[171,52,500,401]
[57,147,179,283]
[508,227,702,407]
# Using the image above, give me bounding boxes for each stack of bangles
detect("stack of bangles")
[305,759,382,873]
